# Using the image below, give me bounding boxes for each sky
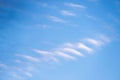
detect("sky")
[0,0,120,80]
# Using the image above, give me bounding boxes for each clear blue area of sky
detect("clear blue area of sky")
[0,0,120,80]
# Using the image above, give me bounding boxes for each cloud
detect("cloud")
[63,43,75,47]
[9,65,36,80]
[35,24,49,28]
[77,43,93,52]
[86,38,101,46]
[17,54,40,63]
[11,72,24,80]
[40,2,48,7]
[0,63,7,69]
[48,16,66,23]
[99,35,110,43]
[33,34,111,63]
[54,51,76,60]
[33,49,52,56]
[33,49,58,62]
[61,10,76,16]
[24,71,33,77]
[85,35,111,47]
[85,15,96,20]
[88,0,99,2]
[15,67,33,77]
[63,47,84,56]
[64,2,86,9]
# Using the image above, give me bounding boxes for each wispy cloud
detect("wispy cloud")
[63,47,84,56]
[32,35,111,64]
[88,0,99,2]
[85,14,96,20]
[85,35,110,47]
[77,43,93,52]
[86,38,101,46]
[54,51,76,60]
[0,63,7,69]
[33,49,52,56]
[33,49,58,62]
[35,24,49,28]
[63,43,75,47]
[99,35,110,43]
[14,67,33,77]
[64,2,86,9]
[17,54,40,63]
[61,10,76,16]
[48,16,66,23]
[40,2,48,7]
[10,68,32,80]
[11,72,24,80]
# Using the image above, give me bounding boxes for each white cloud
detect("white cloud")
[17,54,40,63]
[24,71,33,77]
[85,35,111,47]
[99,35,110,43]
[33,35,110,63]
[63,43,74,47]
[10,67,33,80]
[35,24,49,28]
[41,3,48,7]
[85,15,96,20]
[61,10,76,16]
[15,60,23,63]
[54,51,76,60]
[33,49,58,62]
[64,2,86,9]
[86,38,101,46]
[63,47,84,57]
[77,43,93,52]
[88,0,99,2]
[33,49,52,56]
[11,72,24,80]
[0,63,7,68]
[48,16,66,23]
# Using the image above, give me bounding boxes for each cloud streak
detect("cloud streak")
[64,2,86,9]
[63,47,84,56]
[0,63,7,68]
[33,49,58,62]
[32,35,110,63]
[77,43,93,52]
[61,10,76,16]
[86,38,101,46]
[48,16,66,23]
[55,51,76,60]
[17,54,40,63]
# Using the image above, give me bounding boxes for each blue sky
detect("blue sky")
[0,0,120,80]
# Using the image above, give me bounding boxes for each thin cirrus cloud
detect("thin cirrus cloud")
[86,38,102,46]
[54,51,76,60]
[4,34,111,80]
[13,67,33,77]
[99,35,111,43]
[35,24,49,28]
[88,0,99,2]
[32,35,110,62]
[16,54,40,63]
[64,2,86,9]
[0,63,7,68]
[33,49,59,62]
[60,10,76,16]
[33,49,53,56]
[86,35,110,46]
[62,47,84,57]
[77,43,93,52]
[48,16,66,23]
